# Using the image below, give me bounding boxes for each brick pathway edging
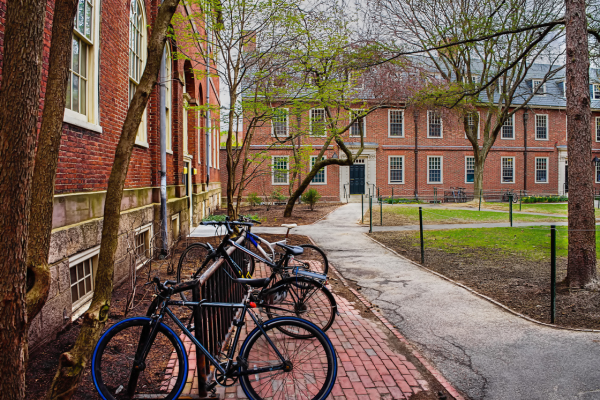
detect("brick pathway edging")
[306,236,467,400]
[365,233,600,334]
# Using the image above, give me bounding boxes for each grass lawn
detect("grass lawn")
[362,205,567,226]
[484,202,600,217]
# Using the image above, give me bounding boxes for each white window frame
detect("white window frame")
[310,156,327,185]
[427,110,443,138]
[171,214,180,243]
[183,95,190,156]
[165,43,173,153]
[465,112,480,139]
[271,108,289,137]
[501,114,515,140]
[596,162,600,183]
[63,0,102,132]
[349,109,366,137]
[535,157,549,184]
[388,110,404,138]
[427,156,443,184]
[130,0,148,147]
[592,84,600,100]
[465,156,475,184]
[309,108,326,137]
[388,156,405,184]
[531,79,547,95]
[69,245,100,318]
[596,117,600,142]
[272,156,289,185]
[134,223,153,267]
[501,157,515,183]
[535,114,549,141]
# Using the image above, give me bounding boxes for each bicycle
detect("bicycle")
[91,277,337,400]
[176,219,338,335]
[501,189,519,203]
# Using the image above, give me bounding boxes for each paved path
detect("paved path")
[208,204,600,400]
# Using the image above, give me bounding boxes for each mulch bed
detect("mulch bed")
[213,203,344,227]
[370,231,600,330]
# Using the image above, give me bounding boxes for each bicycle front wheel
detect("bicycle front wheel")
[288,244,329,275]
[238,317,337,400]
[92,317,188,400]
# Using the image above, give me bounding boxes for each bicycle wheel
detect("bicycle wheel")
[263,276,337,337]
[238,317,337,400]
[92,317,188,400]
[177,242,211,283]
[288,244,329,275]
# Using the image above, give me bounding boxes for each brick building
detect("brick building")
[0,0,221,347]
[221,65,600,203]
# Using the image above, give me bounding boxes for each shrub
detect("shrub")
[202,214,227,222]
[271,188,286,203]
[521,195,568,203]
[385,197,423,204]
[301,188,322,210]
[247,192,261,207]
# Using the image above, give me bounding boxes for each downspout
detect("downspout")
[413,109,419,199]
[205,22,211,186]
[523,109,529,193]
[160,47,168,255]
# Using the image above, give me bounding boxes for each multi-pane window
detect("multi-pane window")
[130,0,147,143]
[597,162,600,183]
[389,156,404,183]
[596,117,600,142]
[428,111,442,137]
[592,84,600,100]
[389,110,404,137]
[502,157,515,183]
[428,156,442,183]
[466,112,479,139]
[535,158,548,183]
[272,156,289,184]
[465,157,475,183]
[311,156,326,184]
[70,257,94,305]
[536,114,548,140]
[310,109,326,136]
[66,0,94,115]
[165,44,172,151]
[501,115,514,139]
[135,230,148,259]
[532,79,546,95]
[272,109,289,137]
[350,110,366,137]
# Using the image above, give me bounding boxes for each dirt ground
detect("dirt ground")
[215,203,344,227]
[370,231,600,330]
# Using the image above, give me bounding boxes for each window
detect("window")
[311,156,326,184]
[310,109,326,136]
[596,117,600,142]
[183,98,189,155]
[389,156,404,184]
[272,156,289,184]
[535,114,548,140]
[558,81,566,97]
[501,115,514,139]
[466,112,480,139]
[427,111,442,138]
[271,109,289,137]
[389,110,404,137]
[134,224,152,262]
[591,84,600,100]
[165,43,172,152]
[502,157,515,183]
[535,158,548,183]
[171,214,180,243]
[531,79,546,95]
[465,156,475,183]
[597,162,600,183]
[130,0,147,145]
[350,110,366,137]
[69,246,99,312]
[428,156,442,183]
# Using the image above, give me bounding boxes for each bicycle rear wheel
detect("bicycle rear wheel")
[91,317,188,400]
[288,244,329,275]
[238,317,337,400]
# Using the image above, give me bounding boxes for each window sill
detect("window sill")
[166,150,173,155]
[135,141,149,148]
[72,295,93,321]
[272,182,289,186]
[388,182,405,185]
[63,111,103,134]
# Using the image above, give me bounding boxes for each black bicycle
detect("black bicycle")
[91,277,337,400]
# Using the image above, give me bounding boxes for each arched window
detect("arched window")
[182,68,190,155]
[130,0,147,145]
[165,42,172,152]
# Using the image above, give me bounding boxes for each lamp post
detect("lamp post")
[414,109,420,199]
[523,108,529,193]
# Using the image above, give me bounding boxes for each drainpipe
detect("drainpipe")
[413,109,419,199]
[523,108,529,193]
[159,47,168,256]
[205,23,211,187]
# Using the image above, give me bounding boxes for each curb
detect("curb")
[306,236,467,400]
[365,233,600,334]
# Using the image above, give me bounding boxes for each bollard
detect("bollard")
[550,225,556,323]
[519,190,522,211]
[380,198,383,226]
[509,194,513,227]
[434,187,437,204]
[377,187,380,201]
[369,196,373,233]
[392,188,394,203]
[419,207,425,264]
[479,189,482,211]
[362,194,364,224]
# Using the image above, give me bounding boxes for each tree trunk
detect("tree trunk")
[0,0,46,397]
[46,1,180,398]
[472,153,487,199]
[565,0,597,288]
[26,0,79,325]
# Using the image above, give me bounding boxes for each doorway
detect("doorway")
[350,164,365,195]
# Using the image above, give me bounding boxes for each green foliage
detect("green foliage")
[202,214,228,222]
[271,189,286,203]
[521,195,569,203]
[247,192,261,207]
[385,197,423,204]
[301,188,322,210]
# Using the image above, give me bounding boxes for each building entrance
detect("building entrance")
[350,164,365,195]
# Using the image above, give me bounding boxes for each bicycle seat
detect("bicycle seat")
[234,277,271,288]
[281,223,297,229]
[276,243,304,256]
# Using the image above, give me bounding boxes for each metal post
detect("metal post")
[419,206,424,264]
[509,194,513,227]
[362,194,364,224]
[520,190,522,211]
[392,187,394,203]
[550,225,556,323]
[380,198,383,226]
[434,187,437,204]
[369,196,373,233]
[479,189,482,211]
[377,187,380,201]
[193,282,208,397]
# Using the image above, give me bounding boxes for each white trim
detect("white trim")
[592,84,600,100]
[63,109,103,133]
[310,155,327,185]
[595,117,600,142]
[465,112,480,139]
[271,155,289,185]
[388,155,405,184]
[171,213,180,243]
[596,162,600,184]
[500,114,515,140]
[465,156,475,184]
[427,110,443,138]
[534,114,549,141]
[388,109,405,138]
[271,108,289,137]
[309,108,327,137]
[531,79,547,96]
[535,157,549,183]
[130,0,148,146]
[349,109,366,137]
[427,155,443,184]
[501,156,515,183]
[134,222,153,268]
[68,245,100,316]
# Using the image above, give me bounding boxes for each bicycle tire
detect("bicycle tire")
[238,317,337,400]
[176,242,211,283]
[263,276,337,337]
[289,244,329,276]
[91,317,187,400]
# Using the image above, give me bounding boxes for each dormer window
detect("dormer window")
[557,81,565,97]
[591,84,600,100]
[530,79,546,95]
